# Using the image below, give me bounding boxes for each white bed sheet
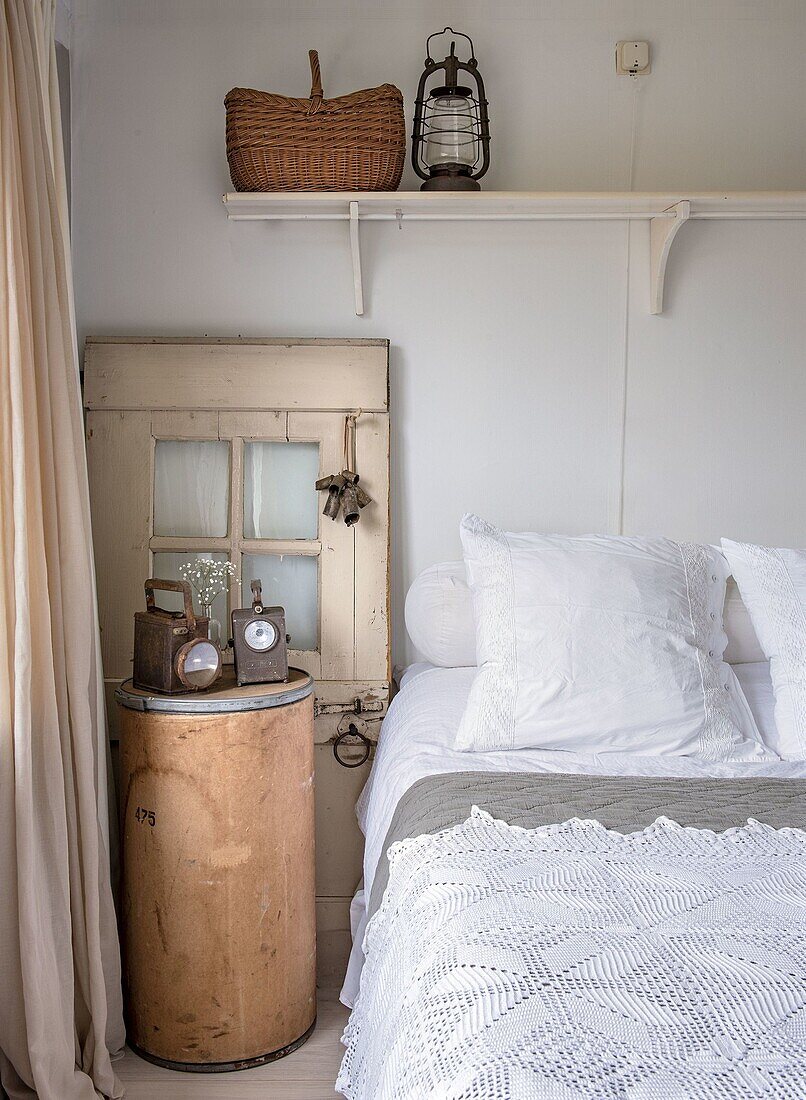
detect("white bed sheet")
[341,662,806,1007]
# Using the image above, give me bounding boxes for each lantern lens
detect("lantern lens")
[423,93,479,169]
[244,618,278,652]
[180,640,221,688]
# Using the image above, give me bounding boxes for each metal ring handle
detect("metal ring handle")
[425,26,476,64]
[333,724,371,768]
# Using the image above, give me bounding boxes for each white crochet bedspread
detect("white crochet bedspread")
[337,809,806,1100]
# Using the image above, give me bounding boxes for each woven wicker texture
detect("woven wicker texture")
[225,51,405,192]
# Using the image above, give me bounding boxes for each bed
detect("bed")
[338,664,806,1098]
[337,529,806,1099]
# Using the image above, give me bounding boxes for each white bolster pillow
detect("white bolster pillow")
[405,560,764,667]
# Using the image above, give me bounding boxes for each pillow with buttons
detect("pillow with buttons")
[456,515,772,760]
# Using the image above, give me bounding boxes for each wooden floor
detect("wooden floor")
[114,990,350,1099]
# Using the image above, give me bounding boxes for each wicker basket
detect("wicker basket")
[225,51,405,192]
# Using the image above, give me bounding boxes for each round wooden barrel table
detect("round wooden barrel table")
[116,668,316,1072]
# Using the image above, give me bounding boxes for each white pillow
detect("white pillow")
[404,562,476,667]
[405,561,764,667]
[723,577,765,664]
[721,539,806,759]
[457,515,770,759]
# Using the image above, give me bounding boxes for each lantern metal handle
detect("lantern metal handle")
[250,579,264,613]
[425,26,476,65]
[144,578,196,629]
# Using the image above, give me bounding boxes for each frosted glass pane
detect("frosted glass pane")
[242,554,318,652]
[152,552,229,629]
[154,441,229,537]
[243,442,319,540]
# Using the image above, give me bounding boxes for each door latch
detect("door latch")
[314,692,386,718]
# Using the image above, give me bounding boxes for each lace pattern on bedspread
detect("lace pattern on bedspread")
[338,809,806,1100]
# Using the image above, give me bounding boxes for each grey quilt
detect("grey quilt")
[369,771,806,918]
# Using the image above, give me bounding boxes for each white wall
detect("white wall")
[70,0,806,663]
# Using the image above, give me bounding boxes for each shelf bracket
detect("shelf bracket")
[649,199,690,314]
[349,201,364,316]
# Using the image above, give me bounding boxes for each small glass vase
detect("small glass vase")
[202,604,222,648]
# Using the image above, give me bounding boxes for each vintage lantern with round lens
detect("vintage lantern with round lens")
[231,580,290,686]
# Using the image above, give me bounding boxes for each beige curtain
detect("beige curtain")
[0,1,125,1097]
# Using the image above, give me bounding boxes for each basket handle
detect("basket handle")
[307,49,324,114]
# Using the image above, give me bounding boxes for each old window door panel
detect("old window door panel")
[84,338,390,987]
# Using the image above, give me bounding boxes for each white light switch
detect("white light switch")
[616,40,651,75]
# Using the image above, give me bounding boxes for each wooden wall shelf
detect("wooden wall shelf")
[223,191,806,317]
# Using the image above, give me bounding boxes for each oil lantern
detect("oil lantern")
[411,27,490,191]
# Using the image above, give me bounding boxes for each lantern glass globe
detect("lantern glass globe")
[423,93,478,169]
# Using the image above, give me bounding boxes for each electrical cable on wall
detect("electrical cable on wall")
[615,72,642,536]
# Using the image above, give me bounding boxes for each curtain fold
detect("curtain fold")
[0,2,124,1097]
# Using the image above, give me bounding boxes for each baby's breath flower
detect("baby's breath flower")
[179,558,236,613]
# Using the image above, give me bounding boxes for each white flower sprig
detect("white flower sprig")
[179,557,236,613]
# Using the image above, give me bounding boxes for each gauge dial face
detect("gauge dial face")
[244,618,278,652]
